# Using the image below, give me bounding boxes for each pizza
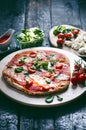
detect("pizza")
[2,49,71,95]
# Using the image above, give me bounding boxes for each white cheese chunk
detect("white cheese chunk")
[64,40,73,47]
[78,46,86,54]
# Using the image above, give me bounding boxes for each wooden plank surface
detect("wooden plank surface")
[51,0,81,28]
[0,0,86,130]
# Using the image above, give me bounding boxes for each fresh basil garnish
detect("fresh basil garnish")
[7,65,12,68]
[15,67,24,73]
[19,57,26,63]
[56,95,63,101]
[45,95,54,103]
[42,62,48,70]
[45,78,51,84]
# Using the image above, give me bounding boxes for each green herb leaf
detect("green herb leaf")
[42,62,48,70]
[53,25,66,35]
[24,71,29,75]
[54,73,60,78]
[48,69,54,73]
[45,78,51,84]
[45,95,54,103]
[56,95,63,101]
[50,60,56,66]
[7,65,12,68]
[15,67,24,73]
[19,57,26,63]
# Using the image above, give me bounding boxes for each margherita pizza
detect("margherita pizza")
[2,49,71,95]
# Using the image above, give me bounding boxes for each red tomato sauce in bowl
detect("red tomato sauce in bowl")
[0,34,10,44]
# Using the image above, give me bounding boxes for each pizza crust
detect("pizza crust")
[2,75,69,96]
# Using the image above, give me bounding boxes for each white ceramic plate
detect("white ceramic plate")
[49,25,86,57]
[0,47,86,107]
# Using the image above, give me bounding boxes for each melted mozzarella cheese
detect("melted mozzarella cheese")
[56,74,70,80]
[29,74,46,86]
[25,57,33,63]
[6,66,25,83]
[29,74,50,89]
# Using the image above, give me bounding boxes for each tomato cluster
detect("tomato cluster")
[71,60,86,86]
[56,29,79,48]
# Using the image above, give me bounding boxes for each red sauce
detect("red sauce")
[0,34,10,44]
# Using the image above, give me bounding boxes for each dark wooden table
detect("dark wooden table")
[0,0,86,130]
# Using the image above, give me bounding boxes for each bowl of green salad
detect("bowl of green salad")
[15,27,44,49]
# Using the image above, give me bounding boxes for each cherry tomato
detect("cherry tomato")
[57,38,64,44]
[64,32,72,40]
[73,70,79,77]
[57,33,64,39]
[72,29,79,35]
[28,67,36,73]
[26,80,33,89]
[74,64,81,70]
[15,61,24,66]
[55,64,63,69]
[78,74,86,83]
[71,76,78,85]
[28,80,33,86]
[29,51,37,58]
[79,67,85,74]
[72,29,79,38]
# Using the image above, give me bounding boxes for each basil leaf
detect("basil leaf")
[24,71,29,75]
[53,25,66,35]
[42,62,48,70]
[19,57,26,63]
[50,60,55,66]
[7,65,12,68]
[54,73,60,78]
[45,95,54,103]
[45,78,51,84]
[15,67,24,73]
[56,95,63,101]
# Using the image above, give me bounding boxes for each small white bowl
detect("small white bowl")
[0,29,15,50]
